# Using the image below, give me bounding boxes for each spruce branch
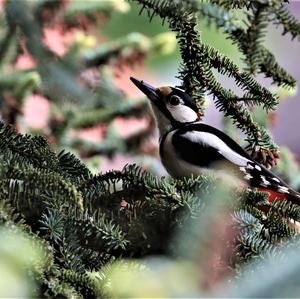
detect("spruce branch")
[0,199,27,229]
[232,31,296,88]
[71,215,129,253]
[211,0,287,10]
[82,32,174,68]
[1,120,300,295]
[0,26,16,66]
[63,0,129,23]
[232,210,263,235]
[272,5,300,40]
[244,5,269,74]
[211,0,252,9]
[5,0,53,62]
[199,3,296,88]
[46,280,82,299]
[39,208,65,243]
[130,0,279,152]
[269,200,300,223]
[263,212,297,240]
[80,164,183,207]
[237,233,279,263]
[1,167,84,218]
[4,1,96,106]
[0,0,299,293]
[0,122,60,171]
[70,99,148,129]
[57,150,92,184]
[56,269,98,298]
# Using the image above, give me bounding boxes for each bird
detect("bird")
[130,76,300,205]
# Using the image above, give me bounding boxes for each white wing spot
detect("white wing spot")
[277,186,290,194]
[247,164,254,170]
[240,167,246,173]
[272,177,280,183]
[260,175,270,186]
[244,174,253,180]
[255,165,261,171]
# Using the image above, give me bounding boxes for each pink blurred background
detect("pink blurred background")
[20,1,300,170]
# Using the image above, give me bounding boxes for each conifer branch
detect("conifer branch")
[0,123,60,171]
[199,3,296,88]
[237,233,279,263]
[56,269,99,298]
[211,0,287,10]
[63,0,129,23]
[130,0,279,151]
[210,0,252,9]
[269,200,300,222]
[70,100,148,129]
[258,47,296,88]
[1,121,300,296]
[57,150,92,184]
[0,1,299,296]
[244,5,269,74]
[272,5,300,40]
[0,27,16,66]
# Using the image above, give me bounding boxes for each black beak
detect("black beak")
[130,77,160,102]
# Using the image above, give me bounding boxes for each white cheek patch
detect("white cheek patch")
[167,103,198,123]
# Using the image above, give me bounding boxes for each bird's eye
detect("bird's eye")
[169,95,180,106]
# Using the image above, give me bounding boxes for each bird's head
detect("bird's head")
[130,77,200,135]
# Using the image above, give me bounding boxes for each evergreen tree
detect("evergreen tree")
[0,0,300,298]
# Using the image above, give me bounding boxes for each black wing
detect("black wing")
[172,123,300,197]
[172,131,226,167]
[172,123,251,168]
[175,123,252,159]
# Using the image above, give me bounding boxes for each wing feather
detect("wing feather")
[172,123,299,197]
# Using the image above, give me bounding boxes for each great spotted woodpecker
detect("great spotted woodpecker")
[130,77,300,205]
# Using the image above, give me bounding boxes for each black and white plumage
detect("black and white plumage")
[130,77,300,204]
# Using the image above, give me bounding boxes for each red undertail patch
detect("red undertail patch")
[256,187,287,202]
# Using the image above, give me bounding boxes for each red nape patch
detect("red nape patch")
[256,187,287,202]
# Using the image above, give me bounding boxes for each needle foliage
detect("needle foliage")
[130,0,299,158]
[1,0,300,298]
